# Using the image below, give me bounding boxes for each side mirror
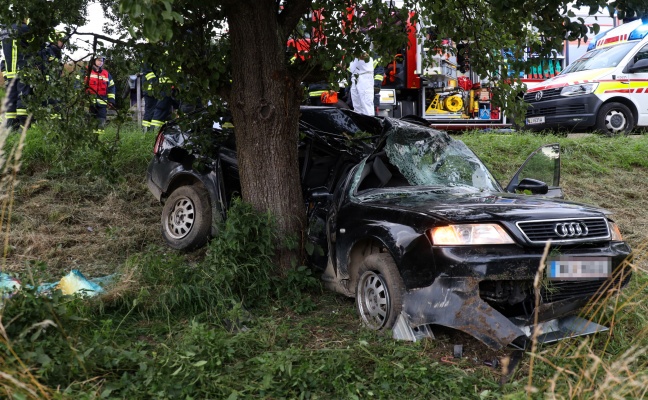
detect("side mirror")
[629,58,648,73]
[505,143,560,193]
[516,178,548,195]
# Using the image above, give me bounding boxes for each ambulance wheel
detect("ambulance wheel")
[595,102,634,136]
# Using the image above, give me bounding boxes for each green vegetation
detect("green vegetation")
[1,125,647,399]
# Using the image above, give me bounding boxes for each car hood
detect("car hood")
[355,189,607,223]
[525,68,614,93]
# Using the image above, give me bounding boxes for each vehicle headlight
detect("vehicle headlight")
[560,83,598,96]
[608,220,624,241]
[430,224,515,245]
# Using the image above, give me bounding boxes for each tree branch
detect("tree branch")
[73,31,129,46]
[277,0,312,39]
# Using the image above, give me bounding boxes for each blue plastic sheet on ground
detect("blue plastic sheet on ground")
[1,269,116,300]
[0,272,21,298]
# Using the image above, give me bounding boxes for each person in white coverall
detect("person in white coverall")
[349,55,375,116]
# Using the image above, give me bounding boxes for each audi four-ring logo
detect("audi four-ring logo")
[554,221,589,237]
[535,91,543,101]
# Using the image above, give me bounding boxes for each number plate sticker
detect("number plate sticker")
[548,257,611,280]
[526,116,545,125]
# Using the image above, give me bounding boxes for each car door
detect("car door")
[626,42,648,125]
[505,143,563,198]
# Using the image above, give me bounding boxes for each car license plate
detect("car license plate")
[547,257,611,280]
[526,116,545,125]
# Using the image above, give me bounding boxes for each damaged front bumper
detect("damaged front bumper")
[392,275,624,350]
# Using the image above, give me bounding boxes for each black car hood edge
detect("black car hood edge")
[354,189,608,223]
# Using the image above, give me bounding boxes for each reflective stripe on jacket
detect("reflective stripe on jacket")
[85,68,116,104]
[1,23,31,79]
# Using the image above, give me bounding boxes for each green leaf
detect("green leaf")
[304,241,314,255]
[36,352,52,366]
[171,365,183,376]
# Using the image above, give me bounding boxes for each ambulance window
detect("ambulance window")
[631,44,648,73]
[634,44,648,63]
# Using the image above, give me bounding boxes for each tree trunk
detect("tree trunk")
[225,1,306,273]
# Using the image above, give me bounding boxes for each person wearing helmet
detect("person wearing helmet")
[41,31,66,65]
[37,30,67,119]
[84,55,116,134]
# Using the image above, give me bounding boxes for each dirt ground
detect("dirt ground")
[3,171,161,280]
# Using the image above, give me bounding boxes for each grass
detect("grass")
[1,123,647,399]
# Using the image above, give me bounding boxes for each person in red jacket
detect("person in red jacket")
[85,55,115,134]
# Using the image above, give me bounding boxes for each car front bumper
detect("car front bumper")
[395,242,632,350]
[524,93,602,131]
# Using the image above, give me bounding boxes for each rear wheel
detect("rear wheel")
[355,253,405,331]
[161,184,212,250]
[595,102,634,136]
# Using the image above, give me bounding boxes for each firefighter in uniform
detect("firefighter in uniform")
[307,81,330,106]
[84,55,116,134]
[1,20,32,130]
[141,62,158,132]
[38,31,66,120]
[373,60,384,114]
[149,70,179,130]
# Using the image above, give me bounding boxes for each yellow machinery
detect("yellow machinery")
[425,93,464,114]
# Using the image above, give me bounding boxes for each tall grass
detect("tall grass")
[5,120,152,179]
[0,98,55,397]
[1,124,647,398]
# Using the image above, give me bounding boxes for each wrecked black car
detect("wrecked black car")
[147,106,632,350]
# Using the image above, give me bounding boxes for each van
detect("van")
[523,19,648,135]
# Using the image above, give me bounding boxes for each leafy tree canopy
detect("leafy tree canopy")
[1,0,645,270]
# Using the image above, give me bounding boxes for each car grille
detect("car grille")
[526,104,587,117]
[523,88,562,103]
[516,217,610,244]
[541,266,632,303]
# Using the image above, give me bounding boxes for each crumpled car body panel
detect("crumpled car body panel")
[147,107,633,350]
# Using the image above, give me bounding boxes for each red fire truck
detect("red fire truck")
[375,16,564,130]
[291,7,564,130]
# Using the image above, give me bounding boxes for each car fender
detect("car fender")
[334,218,438,291]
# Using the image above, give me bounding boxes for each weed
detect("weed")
[2,121,648,398]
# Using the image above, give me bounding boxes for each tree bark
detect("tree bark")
[224,0,307,273]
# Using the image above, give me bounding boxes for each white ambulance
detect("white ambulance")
[524,19,648,135]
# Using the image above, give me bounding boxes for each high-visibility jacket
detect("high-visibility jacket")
[0,22,31,80]
[142,65,178,96]
[373,59,384,89]
[142,63,158,95]
[85,67,116,106]
[37,42,63,80]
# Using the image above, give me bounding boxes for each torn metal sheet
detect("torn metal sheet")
[394,277,526,350]
[517,315,609,344]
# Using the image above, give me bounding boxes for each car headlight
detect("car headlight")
[560,83,598,96]
[430,224,515,245]
[608,220,624,241]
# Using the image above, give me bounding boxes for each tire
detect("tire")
[355,253,405,331]
[161,184,212,250]
[595,102,635,136]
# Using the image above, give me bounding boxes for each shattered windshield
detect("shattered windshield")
[351,121,501,197]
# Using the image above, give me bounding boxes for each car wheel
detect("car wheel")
[355,253,405,331]
[595,102,634,136]
[161,184,212,250]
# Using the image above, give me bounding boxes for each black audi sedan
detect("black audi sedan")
[147,106,632,350]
